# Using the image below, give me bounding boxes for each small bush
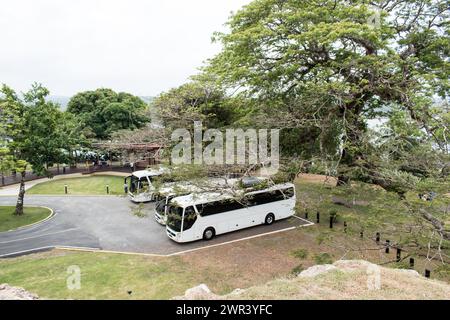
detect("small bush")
[329,209,338,222]
[392,261,410,270]
[314,252,333,265]
[291,264,304,276]
[131,203,147,218]
[290,248,309,260]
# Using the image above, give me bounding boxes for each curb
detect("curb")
[0,206,55,234]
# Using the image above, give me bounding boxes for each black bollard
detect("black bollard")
[376,232,380,244]
[344,221,347,233]
[409,258,415,268]
[64,185,68,194]
[106,185,110,194]
[360,231,363,239]
[329,216,333,229]
[63,167,66,174]
[396,248,401,262]
[316,212,320,224]
[385,240,390,253]
[425,269,431,278]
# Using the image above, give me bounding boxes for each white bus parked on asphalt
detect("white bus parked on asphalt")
[154,182,203,225]
[125,167,169,203]
[154,176,269,225]
[165,183,296,243]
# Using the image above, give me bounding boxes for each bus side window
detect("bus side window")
[183,206,197,231]
[252,191,274,205]
[245,189,291,206]
[200,199,243,216]
[283,187,295,199]
[195,204,203,216]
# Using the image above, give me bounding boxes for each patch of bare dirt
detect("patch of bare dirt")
[296,173,337,186]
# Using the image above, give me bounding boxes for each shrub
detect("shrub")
[131,203,147,218]
[290,248,309,260]
[314,252,333,265]
[291,264,304,276]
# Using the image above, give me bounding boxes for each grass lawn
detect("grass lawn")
[0,252,201,299]
[0,206,52,232]
[27,175,125,195]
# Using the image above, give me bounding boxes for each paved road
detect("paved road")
[0,195,309,257]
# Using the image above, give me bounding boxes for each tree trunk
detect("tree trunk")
[420,209,450,241]
[14,171,26,216]
[336,106,366,187]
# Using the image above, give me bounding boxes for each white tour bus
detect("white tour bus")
[154,182,203,225]
[125,167,169,203]
[154,176,269,225]
[165,183,296,243]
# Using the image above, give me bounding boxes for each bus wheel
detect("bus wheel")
[265,213,275,225]
[203,227,215,241]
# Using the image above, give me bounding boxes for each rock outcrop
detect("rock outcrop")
[174,260,450,300]
[0,284,39,300]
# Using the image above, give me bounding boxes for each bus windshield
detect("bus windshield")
[155,199,166,215]
[129,176,139,193]
[166,205,183,232]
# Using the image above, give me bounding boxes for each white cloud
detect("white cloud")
[0,0,251,96]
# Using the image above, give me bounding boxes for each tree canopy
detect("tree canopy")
[204,0,449,184]
[152,81,243,129]
[0,83,87,214]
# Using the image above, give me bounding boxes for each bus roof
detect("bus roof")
[157,176,269,197]
[157,178,240,196]
[132,167,168,179]
[170,182,295,208]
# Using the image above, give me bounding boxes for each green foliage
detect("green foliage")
[0,147,14,176]
[67,88,149,139]
[152,81,241,129]
[329,209,338,222]
[131,203,147,218]
[0,83,85,177]
[290,248,309,260]
[204,0,449,184]
[314,252,333,265]
[0,206,52,232]
[290,264,304,276]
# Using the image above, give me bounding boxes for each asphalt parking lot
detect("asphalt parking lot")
[0,195,311,258]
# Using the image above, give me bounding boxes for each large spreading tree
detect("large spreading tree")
[205,0,449,185]
[67,88,149,139]
[152,81,244,129]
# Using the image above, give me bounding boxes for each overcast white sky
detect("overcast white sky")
[0,0,251,97]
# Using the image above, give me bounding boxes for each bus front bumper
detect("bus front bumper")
[154,210,167,226]
[166,227,182,242]
[128,192,155,203]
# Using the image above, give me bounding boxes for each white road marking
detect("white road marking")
[291,215,315,226]
[167,226,298,256]
[0,246,56,258]
[0,228,79,244]
[56,247,166,257]
[53,219,314,258]
[0,245,100,258]
[1,215,314,258]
